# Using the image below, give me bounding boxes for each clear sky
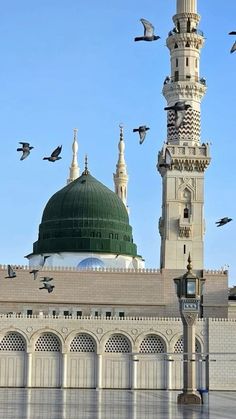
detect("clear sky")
[0,0,236,285]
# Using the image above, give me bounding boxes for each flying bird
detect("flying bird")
[39,283,55,293]
[133,126,150,144]
[39,255,51,267]
[29,269,39,280]
[43,146,62,162]
[215,217,232,227]
[40,277,53,283]
[17,142,34,160]
[159,148,173,169]
[134,19,160,42]
[165,101,192,129]
[5,265,17,279]
[229,32,236,53]
[231,41,236,54]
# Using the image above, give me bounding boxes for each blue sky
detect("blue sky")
[0,0,236,285]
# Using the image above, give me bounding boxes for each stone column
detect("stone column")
[166,355,173,390]
[97,354,103,389]
[62,353,68,388]
[131,354,138,390]
[26,352,32,387]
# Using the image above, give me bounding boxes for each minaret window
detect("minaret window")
[195,58,198,68]
[187,19,191,33]
[176,58,179,67]
[184,208,189,219]
[174,43,178,49]
[186,58,189,66]
[184,245,186,254]
[177,20,180,33]
[186,41,190,47]
[174,71,179,81]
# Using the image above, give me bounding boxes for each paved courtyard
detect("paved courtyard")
[0,389,235,419]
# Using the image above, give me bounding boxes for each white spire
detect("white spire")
[177,0,197,14]
[67,128,80,184]
[113,124,129,212]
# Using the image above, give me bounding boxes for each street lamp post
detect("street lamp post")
[174,254,205,404]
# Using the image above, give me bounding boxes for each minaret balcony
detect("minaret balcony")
[166,32,205,50]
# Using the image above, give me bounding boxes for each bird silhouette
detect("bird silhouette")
[17,142,34,160]
[40,277,53,283]
[215,217,232,227]
[39,255,51,267]
[231,41,236,54]
[159,148,173,169]
[29,269,39,280]
[5,265,17,279]
[133,126,150,144]
[229,32,236,53]
[39,283,55,293]
[43,146,62,162]
[134,19,160,42]
[165,101,192,129]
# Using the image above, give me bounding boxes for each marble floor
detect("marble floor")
[0,389,235,419]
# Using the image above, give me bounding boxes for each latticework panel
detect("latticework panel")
[104,334,131,353]
[174,337,201,353]
[70,334,96,352]
[35,333,61,352]
[139,334,165,354]
[0,333,26,351]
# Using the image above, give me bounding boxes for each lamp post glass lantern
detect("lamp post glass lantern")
[174,254,205,405]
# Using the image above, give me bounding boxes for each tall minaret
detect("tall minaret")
[113,124,129,212]
[67,128,80,184]
[157,0,211,270]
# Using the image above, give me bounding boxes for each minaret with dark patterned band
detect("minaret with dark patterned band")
[157,0,211,270]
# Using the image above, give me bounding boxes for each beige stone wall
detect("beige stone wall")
[0,315,235,389]
[0,266,228,318]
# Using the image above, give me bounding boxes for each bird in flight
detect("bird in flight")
[39,255,51,267]
[133,126,150,144]
[40,277,53,283]
[29,269,39,280]
[43,146,62,162]
[229,32,236,53]
[165,101,192,129]
[215,217,232,227]
[134,19,160,42]
[39,283,55,293]
[5,265,17,279]
[39,277,55,293]
[17,142,34,160]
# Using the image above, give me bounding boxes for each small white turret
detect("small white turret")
[113,125,129,212]
[67,128,80,184]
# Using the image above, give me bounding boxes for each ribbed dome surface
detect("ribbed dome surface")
[33,172,138,256]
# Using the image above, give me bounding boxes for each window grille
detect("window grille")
[0,333,26,351]
[35,333,61,352]
[139,335,165,353]
[70,334,96,352]
[105,334,131,353]
[174,337,201,353]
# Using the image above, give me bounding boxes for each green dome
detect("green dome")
[33,171,138,257]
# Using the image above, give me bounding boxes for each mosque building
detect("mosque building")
[0,0,235,391]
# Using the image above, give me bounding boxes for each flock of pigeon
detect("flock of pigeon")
[5,256,55,293]
[17,143,62,162]
[5,19,233,290]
